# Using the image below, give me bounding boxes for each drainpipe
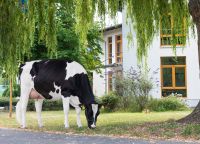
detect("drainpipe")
[105,40,107,95]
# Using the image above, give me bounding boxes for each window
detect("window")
[160,14,186,46]
[115,35,122,63]
[161,57,187,97]
[108,72,113,92]
[108,37,112,64]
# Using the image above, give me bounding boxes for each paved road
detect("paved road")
[0,128,198,144]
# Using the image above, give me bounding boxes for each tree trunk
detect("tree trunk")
[178,0,200,123]
[9,78,13,118]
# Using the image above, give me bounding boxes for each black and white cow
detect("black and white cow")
[16,59,100,129]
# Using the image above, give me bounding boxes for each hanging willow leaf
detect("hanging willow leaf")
[126,0,190,62]
[37,0,46,41]
[46,0,57,57]
[127,0,155,61]
[0,0,27,79]
[74,0,95,45]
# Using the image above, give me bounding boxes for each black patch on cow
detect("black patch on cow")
[60,73,95,104]
[31,60,67,99]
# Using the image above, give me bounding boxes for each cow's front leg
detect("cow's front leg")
[35,99,44,128]
[62,97,70,128]
[75,106,82,128]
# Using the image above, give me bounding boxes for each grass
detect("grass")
[0,110,200,140]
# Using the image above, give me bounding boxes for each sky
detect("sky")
[95,12,122,27]
[105,12,122,27]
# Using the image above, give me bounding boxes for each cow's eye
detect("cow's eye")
[56,89,59,93]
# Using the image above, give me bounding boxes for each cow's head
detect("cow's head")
[85,104,100,129]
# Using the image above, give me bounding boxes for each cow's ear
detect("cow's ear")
[98,104,103,109]
[79,104,83,110]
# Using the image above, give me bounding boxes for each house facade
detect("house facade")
[93,10,200,107]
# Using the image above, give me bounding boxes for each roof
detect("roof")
[102,24,122,32]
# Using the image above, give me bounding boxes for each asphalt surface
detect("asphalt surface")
[0,128,199,144]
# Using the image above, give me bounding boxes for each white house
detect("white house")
[93,10,200,108]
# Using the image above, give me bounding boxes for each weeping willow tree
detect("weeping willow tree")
[0,0,192,76]
[0,0,200,122]
[0,0,56,80]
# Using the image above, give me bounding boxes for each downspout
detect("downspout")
[105,40,107,95]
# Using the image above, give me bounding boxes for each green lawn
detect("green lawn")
[0,110,200,140]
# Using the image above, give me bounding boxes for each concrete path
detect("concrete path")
[0,128,198,144]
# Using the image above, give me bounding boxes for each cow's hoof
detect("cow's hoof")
[90,124,96,129]
[65,126,70,129]
[20,126,27,129]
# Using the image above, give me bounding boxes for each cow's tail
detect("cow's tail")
[16,100,22,124]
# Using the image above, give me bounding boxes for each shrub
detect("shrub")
[101,92,119,112]
[95,96,102,105]
[114,67,155,112]
[147,96,189,111]
[0,97,63,111]
[0,97,18,108]
[27,99,63,111]
[42,100,63,111]
[2,84,20,98]
[118,96,141,112]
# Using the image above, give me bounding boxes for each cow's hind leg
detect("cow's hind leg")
[75,106,82,128]
[20,87,32,128]
[35,99,44,128]
[62,96,70,128]
[16,100,22,126]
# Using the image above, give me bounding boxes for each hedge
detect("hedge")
[100,93,119,112]
[147,96,189,111]
[0,97,63,111]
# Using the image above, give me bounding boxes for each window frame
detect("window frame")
[115,34,123,64]
[160,14,186,47]
[108,37,112,64]
[160,57,187,97]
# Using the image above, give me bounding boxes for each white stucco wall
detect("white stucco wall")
[93,28,122,97]
[122,11,138,72]
[93,39,106,97]
[93,70,105,96]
